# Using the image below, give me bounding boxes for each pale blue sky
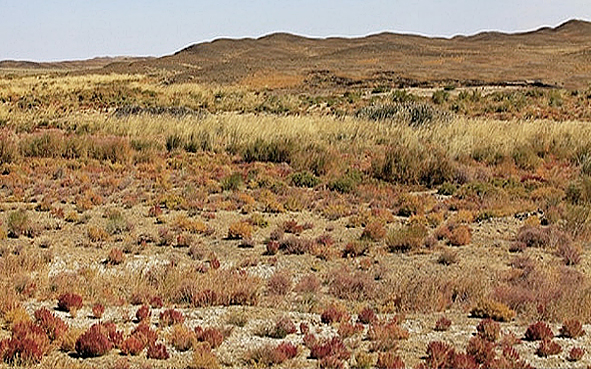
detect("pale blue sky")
[1,0,590,61]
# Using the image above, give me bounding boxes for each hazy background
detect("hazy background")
[2,0,590,61]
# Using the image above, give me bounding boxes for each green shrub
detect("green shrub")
[386,224,428,253]
[221,172,243,191]
[242,138,294,163]
[291,171,320,188]
[7,209,30,238]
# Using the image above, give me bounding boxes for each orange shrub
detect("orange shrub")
[227,221,253,239]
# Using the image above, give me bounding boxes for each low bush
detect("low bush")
[159,309,185,327]
[291,171,320,188]
[337,322,364,339]
[247,341,298,367]
[131,323,158,348]
[360,221,387,242]
[386,224,428,253]
[57,293,83,315]
[559,319,585,338]
[376,351,405,369]
[169,325,196,352]
[6,209,30,238]
[321,304,350,325]
[34,307,68,342]
[536,339,562,357]
[269,316,297,339]
[75,324,113,358]
[308,336,350,361]
[568,347,585,362]
[194,326,224,349]
[227,221,253,240]
[466,336,496,364]
[121,336,144,356]
[434,316,452,332]
[476,318,500,342]
[147,342,169,360]
[135,305,151,323]
[190,342,220,369]
[267,271,292,295]
[524,321,553,341]
[358,306,378,325]
[368,320,409,352]
[92,303,105,319]
[470,299,515,322]
[2,322,51,365]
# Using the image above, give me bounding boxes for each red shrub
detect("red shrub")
[568,347,585,362]
[476,318,500,342]
[159,309,185,327]
[150,296,164,308]
[361,221,387,242]
[536,339,562,357]
[3,322,50,364]
[524,321,553,341]
[57,292,83,313]
[358,306,377,325]
[34,307,68,341]
[321,304,350,325]
[270,316,297,338]
[282,220,304,234]
[195,326,224,348]
[337,322,364,339]
[434,317,451,332]
[376,351,405,369]
[135,304,151,323]
[99,322,124,348]
[425,341,455,369]
[275,341,298,360]
[147,343,169,360]
[75,324,113,358]
[92,303,105,319]
[466,336,496,364]
[368,320,409,352]
[131,323,158,348]
[309,336,350,361]
[121,336,144,356]
[300,322,310,335]
[559,319,585,338]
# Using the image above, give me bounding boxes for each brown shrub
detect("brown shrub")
[227,221,253,239]
[536,339,562,357]
[190,342,220,369]
[447,225,472,246]
[92,303,105,319]
[135,304,151,323]
[295,274,321,294]
[368,320,409,352]
[269,316,297,339]
[515,225,550,248]
[434,316,452,332]
[568,347,585,362]
[321,304,350,325]
[147,342,169,360]
[170,325,196,352]
[476,318,500,342]
[342,241,369,258]
[308,336,350,361]
[525,321,554,341]
[159,309,185,327]
[34,307,68,342]
[195,326,224,349]
[75,324,113,358]
[466,336,496,364]
[106,247,124,265]
[358,306,378,325]
[121,336,144,356]
[328,267,376,300]
[376,351,405,369]
[386,224,428,253]
[57,293,83,315]
[131,323,158,348]
[267,271,291,295]
[3,322,51,365]
[470,299,515,322]
[337,322,364,339]
[559,319,585,338]
[360,221,387,242]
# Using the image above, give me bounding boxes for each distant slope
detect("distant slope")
[0,56,154,71]
[4,19,591,89]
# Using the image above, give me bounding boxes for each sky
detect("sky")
[1,0,590,62]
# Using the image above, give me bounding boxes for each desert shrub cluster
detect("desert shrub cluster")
[1,73,591,367]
